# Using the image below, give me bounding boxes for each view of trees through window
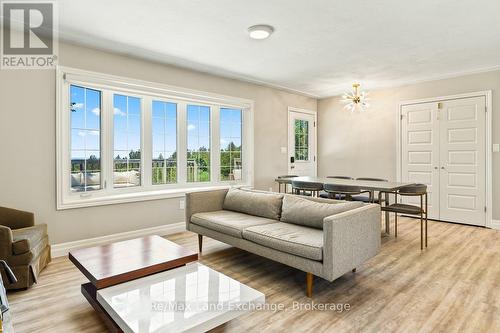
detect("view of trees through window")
[220,108,242,181]
[152,101,177,185]
[187,105,210,182]
[294,119,309,161]
[70,85,102,192]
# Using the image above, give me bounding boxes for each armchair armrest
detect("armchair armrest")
[322,204,381,281]
[185,189,229,229]
[0,207,34,230]
[12,239,30,255]
[0,225,13,259]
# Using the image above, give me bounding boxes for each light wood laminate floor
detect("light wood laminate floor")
[8,217,500,333]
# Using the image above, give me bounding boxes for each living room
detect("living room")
[0,1,499,332]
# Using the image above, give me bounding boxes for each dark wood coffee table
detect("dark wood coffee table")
[69,235,198,333]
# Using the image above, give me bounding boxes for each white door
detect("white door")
[438,97,486,225]
[401,96,486,226]
[401,102,440,219]
[288,109,316,176]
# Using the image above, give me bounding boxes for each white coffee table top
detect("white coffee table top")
[97,263,265,333]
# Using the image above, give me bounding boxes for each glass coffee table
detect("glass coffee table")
[97,263,265,332]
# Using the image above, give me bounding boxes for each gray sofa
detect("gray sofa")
[185,188,381,297]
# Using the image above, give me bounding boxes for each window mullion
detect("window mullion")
[142,96,152,187]
[102,90,113,194]
[177,102,187,185]
[61,79,71,202]
[242,107,253,185]
[212,105,221,183]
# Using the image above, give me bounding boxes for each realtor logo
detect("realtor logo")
[1,1,58,69]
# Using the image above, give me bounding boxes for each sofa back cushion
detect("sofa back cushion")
[223,188,284,220]
[280,194,363,229]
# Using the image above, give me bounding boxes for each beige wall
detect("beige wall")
[318,70,500,219]
[0,42,316,244]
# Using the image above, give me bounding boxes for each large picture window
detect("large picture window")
[57,67,253,209]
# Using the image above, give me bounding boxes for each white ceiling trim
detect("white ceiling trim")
[62,31,500,100]
[58,33,321,99]
[322,64,500,99]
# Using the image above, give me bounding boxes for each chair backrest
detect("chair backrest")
[324,183,363,194]
[291,180,323,191]
[356,177,388,182]
[398,184,427,195]
[0,207,34,230]
[277,175,298,179]
[326,176,354,180]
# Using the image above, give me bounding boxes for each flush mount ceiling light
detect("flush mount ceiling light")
[342,83,370,112]
[248,24,274,40]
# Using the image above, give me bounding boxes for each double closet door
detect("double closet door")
[401,96,486,226]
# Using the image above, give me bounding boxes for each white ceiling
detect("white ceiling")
[58,0,500,98]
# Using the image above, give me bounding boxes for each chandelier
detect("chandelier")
[342,83,369,112]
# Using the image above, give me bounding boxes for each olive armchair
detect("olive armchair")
[0,207,51,290]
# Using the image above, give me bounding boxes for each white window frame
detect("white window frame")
[56,66,254,210]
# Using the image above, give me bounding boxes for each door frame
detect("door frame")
[396,91,493,228]
[287,107,318,177]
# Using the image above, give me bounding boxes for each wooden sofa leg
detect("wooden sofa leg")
[306,272,313,298]
[198,234,203,253]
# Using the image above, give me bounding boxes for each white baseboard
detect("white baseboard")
[51,222,186,258]
[491,219,500,230]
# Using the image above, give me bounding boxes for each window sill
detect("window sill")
[57,184,245,210]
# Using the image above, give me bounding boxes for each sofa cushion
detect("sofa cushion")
[191,210,277,238]
[223,188,284,220]
[280,195,364,229]
[243,223,323,261]
[12,224,47,255]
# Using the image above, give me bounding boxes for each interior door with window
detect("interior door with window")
[288,109,316,176]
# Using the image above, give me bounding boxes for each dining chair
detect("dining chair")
[378,184,428,250]
[276,175,298,193]
[291,180,323,197]
[351,177,389,203]
[319,176,354,198]
[323,183,372,201]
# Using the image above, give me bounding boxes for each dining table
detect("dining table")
[274,176,415,234]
